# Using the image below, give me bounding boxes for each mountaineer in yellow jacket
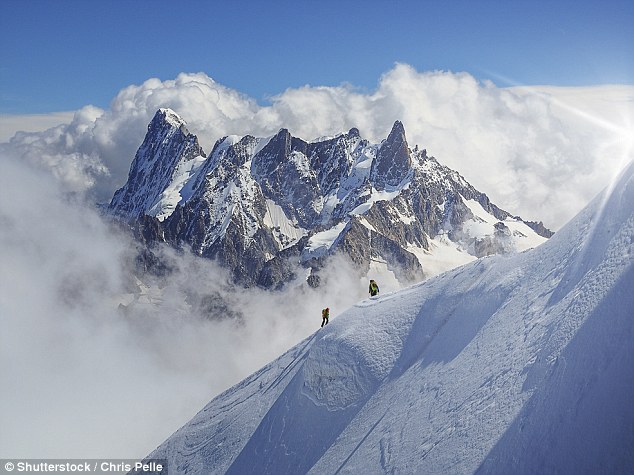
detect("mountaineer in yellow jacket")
[369,279,379,297]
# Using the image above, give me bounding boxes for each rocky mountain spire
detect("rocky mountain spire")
[370,120,412,190]
[109,108,205,220]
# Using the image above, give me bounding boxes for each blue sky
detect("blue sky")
[1,0,632,114]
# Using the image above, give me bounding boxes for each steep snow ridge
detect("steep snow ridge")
[311,163,634,474]
[304,221,347,257]
[145,162,633,474]
[407,234,477,278]
[476,163,634,474]
[302,289,423,410]
[307,171,632,474]
[350,181,411,216]
[461,196,548,252]
[147,154,207,221]
[143,335,318,475]
[251,134,275,157]
[263,199,306,249]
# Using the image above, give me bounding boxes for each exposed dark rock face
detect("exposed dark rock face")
[370,120,412,190]
[251,129,322,228]
[110,109,206,220]
[524,220,555,238]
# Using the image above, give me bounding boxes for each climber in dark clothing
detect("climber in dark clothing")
[321,307,330,327]
[369,279,379,297]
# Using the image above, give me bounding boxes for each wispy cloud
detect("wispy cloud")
[0,111,76,142]
[0,154,371,458]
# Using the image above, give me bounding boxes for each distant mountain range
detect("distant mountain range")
[109,108,552,288]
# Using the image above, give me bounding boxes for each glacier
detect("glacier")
[141,157,633,474]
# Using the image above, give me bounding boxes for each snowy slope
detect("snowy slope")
[145,161,633,474]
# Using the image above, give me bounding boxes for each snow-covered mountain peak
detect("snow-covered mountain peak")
[143,161,634,475]
[109,109,205,220]
[156,107,187,128]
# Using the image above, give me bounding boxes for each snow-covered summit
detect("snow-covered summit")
[144,161,634,474]
[157,107,187,128]
[109,109,205,221]
[109,110,551,288]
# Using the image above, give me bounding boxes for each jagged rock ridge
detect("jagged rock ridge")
[109,109,552,288]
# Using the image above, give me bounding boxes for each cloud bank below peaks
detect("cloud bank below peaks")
[3,65,633,229]
[0,153,370,459]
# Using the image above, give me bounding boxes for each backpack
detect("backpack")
[370,281,379,295]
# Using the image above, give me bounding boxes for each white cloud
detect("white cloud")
[1,106,108,194]
[2,65,632,229]
[0,154,367,458]
[0,111,76,142]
